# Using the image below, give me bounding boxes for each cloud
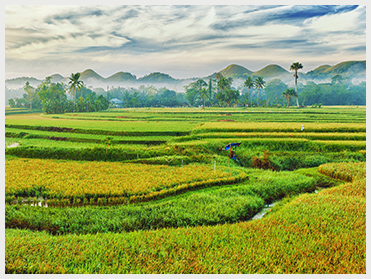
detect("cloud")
[5,5,366,80]
[303,5,365,32]
[347,45,366,52]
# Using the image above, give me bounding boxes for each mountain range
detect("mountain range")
[5,60,366,90]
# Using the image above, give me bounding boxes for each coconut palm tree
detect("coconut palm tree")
[244,76,254,107]
[23,81,35,109]
[200,88,208,108]
[215,72,223,82]
[68,73,84,112]
[254,76,266,106]
[290,62,303,108]
[282,88,297,107]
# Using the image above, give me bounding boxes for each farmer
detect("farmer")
[301,124,305,131]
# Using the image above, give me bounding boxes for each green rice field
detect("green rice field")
[5,106,366,274]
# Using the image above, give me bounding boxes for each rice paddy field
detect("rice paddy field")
[5,106,366,274]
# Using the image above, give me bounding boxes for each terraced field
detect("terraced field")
[5,106,366,274]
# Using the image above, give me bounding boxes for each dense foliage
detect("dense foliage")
[7,71,366,111]
[8,77,109,114]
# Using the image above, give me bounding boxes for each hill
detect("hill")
[305,61,365,79]
[49,74,64,83]
[5,60,366,90]
[106,72,137,82]
[218,64,253,78]
[323,61,366,76]
[5,77,42,89]
[306,65,331,75]
[80,69,105,82]
[251,64,290,78]
[137,72,177,83]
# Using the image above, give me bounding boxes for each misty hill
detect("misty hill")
[322,61,366,76]
[218,64,253,78]
[137,72,176,83]
[106,72,137,82]
[5,76,42,88]
[306,61,365,79]
[50,74,64,83]
[80,69,105,82]
[306,65,332,76]
[251,64,290,78]
[5,60,366,91]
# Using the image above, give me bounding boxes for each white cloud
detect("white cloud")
[304,6,365,32]
[4,5,366,80]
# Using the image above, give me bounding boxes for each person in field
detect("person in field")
[301,124,305,131]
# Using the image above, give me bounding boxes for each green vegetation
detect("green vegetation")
[6,162,365,273]
[8,76,109,114]
[5,106,366,274]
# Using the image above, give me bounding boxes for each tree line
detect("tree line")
[7,63,366,112]
[184,62,365,108]
[184,62,303,108]
[8,74,110,114]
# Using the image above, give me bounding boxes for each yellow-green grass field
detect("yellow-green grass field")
[5,106,366,274]
[6,162,365,273]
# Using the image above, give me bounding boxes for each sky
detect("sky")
[4,1,367,80]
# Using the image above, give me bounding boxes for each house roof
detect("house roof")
[110,98,124,104]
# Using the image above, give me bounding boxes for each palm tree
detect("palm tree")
[217,77,229,94]
[227,77,233,89]
[194,79,207,108]
[282,88,297,107]
[244,76,254,107]
[23,81,35,109]
[290,62,303,108]
[254,76,266,106]
[195,79,207,92]
[200,88,208,108]
[215,72,223,82]
[68,73,84,112]
[207,77,214,105]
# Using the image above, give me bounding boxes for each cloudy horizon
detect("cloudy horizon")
[5,4,366,80]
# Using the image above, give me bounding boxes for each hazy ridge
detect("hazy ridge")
[5,60,366,91]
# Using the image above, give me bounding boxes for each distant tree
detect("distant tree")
[200,88,208,108]
[185,79,207,107]
[264,79,288,105]
[282,88,297,107]
[243,76,255,106]
[23,81,36,109]
[215,72,223,82]
[8,98,15,108]
[130,92,140,107]
[96,95,110,110]
[121,91,131,108]
[37,81,67,114]
[217,76,232,94]
[185,86,198,106]
[254,76,266,106]
[290,62,303,108]
[68,73,84,112]
[207,77,215,105]
[160,89,177,107]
